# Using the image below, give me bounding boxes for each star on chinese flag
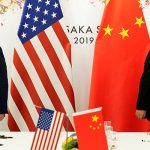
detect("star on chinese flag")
[73,108,108,150]
[89,0,150,131]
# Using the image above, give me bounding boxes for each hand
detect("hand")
[0,114,5,121]
[136,110,146,120]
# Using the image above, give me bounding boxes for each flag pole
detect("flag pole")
[34,105,42,109]
[65,113,69,147]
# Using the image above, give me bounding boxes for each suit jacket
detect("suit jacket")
[136,51,150,120]
[0,47,8,114]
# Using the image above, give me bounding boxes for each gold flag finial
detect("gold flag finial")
[105,0,110,5]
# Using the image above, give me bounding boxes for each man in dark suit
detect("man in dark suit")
[0,47,8,121]
[136,51,150,120]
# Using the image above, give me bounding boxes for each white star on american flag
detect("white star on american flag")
[51,12,57,18]
[25,13,30,19]
[35,6,41,12]
[38,0,42,2]
[27,3,32,10]
[45,0,50,6]
[21,32,27,38]
[23,23,28,29]
[41,19,47,25]
[31,26,37,32]
[53,2,58,8]
[33,16,39,22]
[43,9,49,15]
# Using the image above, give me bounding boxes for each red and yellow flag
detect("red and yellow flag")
[73,108,108,150]
[89,0,150,131]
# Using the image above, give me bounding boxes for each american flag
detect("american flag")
[8,0,75,131]
[31,108,64,150]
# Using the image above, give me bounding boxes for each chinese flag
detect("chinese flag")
[73,108,108,150]
[89,0,150,131]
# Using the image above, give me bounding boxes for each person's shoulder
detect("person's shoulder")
[145,110,150,121]
[0,47,5,58]
[147,51,150,59]
[0,47,2,52]
[0,47,3,54]
[0,47,6,64]
[145,50,150,65]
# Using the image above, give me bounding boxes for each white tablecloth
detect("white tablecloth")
[0,132,150,149]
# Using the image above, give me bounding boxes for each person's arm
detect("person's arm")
[0,47,8,120]
[136,51,150,119]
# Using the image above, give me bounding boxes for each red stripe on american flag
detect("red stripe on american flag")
[52,22,71,63]
[8,112,20,131]
[13,50,44,109]
[38,31,75,111]
[11,81,36,131]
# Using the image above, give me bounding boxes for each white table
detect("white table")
[112,132,150,150]
[0,132,150,150]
